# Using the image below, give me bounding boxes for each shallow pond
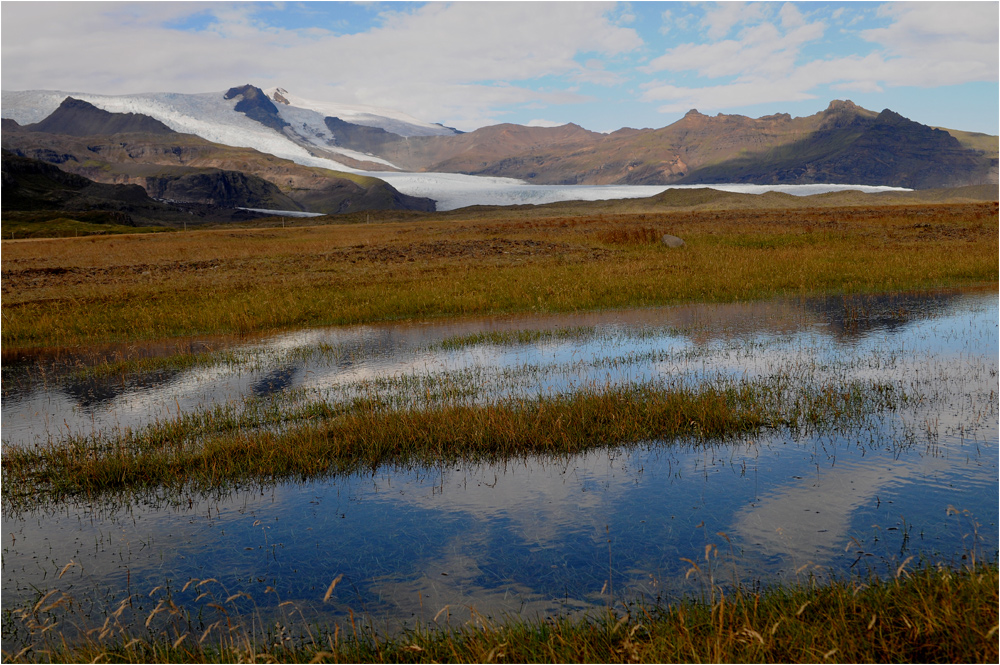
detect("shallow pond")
[2,289,997,635]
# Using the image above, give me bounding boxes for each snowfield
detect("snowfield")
[265,87,458,137]
[273,102,400,168]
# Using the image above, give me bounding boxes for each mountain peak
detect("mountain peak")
[826,99,862,112]
[875,108,907,124]
[819,98,878,129]
[224,84,288,132]
[223,84,269,103]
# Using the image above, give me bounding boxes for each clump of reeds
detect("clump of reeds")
[2,377,903,510]
[3,563,996,663]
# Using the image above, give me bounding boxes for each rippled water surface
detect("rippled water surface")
[2,289,997,633]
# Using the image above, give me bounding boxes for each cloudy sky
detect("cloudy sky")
[2,1,997,133]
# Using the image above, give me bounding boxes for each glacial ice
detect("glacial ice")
[1,89,912,212]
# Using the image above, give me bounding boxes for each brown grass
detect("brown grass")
[596,225,664,245]
[4,563,996,663]
[4,376,899,507]
[2,202,996,349]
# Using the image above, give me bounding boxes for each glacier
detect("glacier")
[2,89,912,212]
[366,171,912,212]
[265,87,457,138]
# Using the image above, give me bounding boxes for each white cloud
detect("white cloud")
[778,2,806,29]
[571,58,625,86]
[658,9,673,34]
[700,1,769,40]
[639,1,998,114]
[2,1,994,130]
[859,2,999,84]
[867,2,999,53]
[830,80,883,94]
[644,16,826,80]
[0,1,642,130]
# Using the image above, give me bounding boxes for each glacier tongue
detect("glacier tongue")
[365,172,912,212]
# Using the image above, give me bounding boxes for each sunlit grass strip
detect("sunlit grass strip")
[1,378,902,508]
[4,563,996,663]
[3,204,995,349]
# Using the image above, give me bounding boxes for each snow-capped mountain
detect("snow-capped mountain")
[2,88,359,171]
[1,86,459,174]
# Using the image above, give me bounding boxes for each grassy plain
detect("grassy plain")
[3,200,996,350]
[2,194,997,663]
[1,210,173,239]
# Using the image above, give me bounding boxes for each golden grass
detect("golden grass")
[4,563,996,663]
[2,202,996,349]
[3,376,900,507]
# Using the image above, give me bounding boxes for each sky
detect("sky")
[2,1,997,134]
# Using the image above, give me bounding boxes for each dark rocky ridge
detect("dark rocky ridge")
[225,84,288,132]
[141,168,301,210]
[1,150,269,226]
[2,149,151,212]
[22,97,175,136]
[324,117,399,154]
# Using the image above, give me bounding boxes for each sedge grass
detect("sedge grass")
[2,203,995,349]
[2,376,904,509]
[3,562,995,663]
[431,325,600,350]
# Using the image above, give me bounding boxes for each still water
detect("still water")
[2,289,997,633]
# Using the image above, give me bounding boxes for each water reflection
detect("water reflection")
[1,288,996,635]
[2,288,992,449]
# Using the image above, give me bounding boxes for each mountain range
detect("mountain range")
[2,96,435,220]
[2,84,997,223]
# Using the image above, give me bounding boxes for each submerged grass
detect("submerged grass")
[62,349,242,383]
[2,376,902,509]
[4,563,996,663]
[431,325,599,350]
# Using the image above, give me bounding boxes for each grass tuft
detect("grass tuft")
[3,563,995,663]
[2,377,902,509]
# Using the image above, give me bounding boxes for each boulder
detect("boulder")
[661,234,685,248]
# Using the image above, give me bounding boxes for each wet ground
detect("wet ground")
[2,288,997,634]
